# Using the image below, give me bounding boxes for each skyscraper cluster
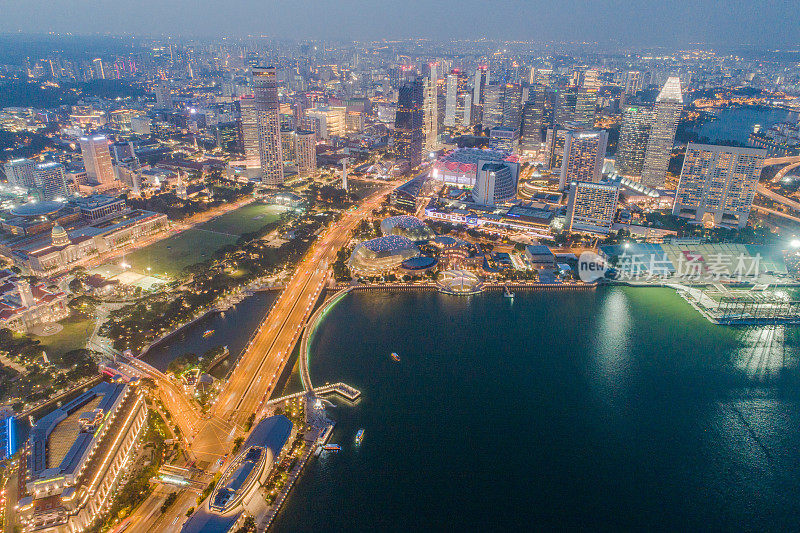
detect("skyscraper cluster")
[616,77,684,188]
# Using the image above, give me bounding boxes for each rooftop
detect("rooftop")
[10,201,66,218]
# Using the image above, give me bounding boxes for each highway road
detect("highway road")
[210,184,395,428]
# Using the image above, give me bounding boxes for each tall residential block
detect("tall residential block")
[79,135,115,185]
[673,143,766,229]
[559,130,608,190]
[615,105,654,178]
[3,158,38,190]
[566,181,620,234]
[295,130,317,177]
[423,75,438,152]
[253,66,284,186]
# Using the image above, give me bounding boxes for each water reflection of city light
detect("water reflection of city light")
[733,326,790,380]
[590,289,631,399]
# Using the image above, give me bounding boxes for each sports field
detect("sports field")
[103,203,287,278]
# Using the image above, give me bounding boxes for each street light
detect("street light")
[791,239,800,249]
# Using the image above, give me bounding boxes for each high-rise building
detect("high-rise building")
[624,71,642,96]
[582,69,602,91]
[79,135,115,185]
[501,83,524,131]
[615,105,654,178]
[34,162,71,200]
[566,181,620,234]
[559,130,608,190]
[482,83,503,129]
[673,143,766,229]
[154,84,173,109]
[92,58,105,80]
[305,106,346,139]
[394,78,424,166]
[555,87,577,126]
[295,130,317,177]
[489,126,519,154]
[472,65,489,125]
[471,160,520,206]
[641,77,683,188]
[461,93,473,128]
[252,66,284,186]
[545,128,568,171]
[3,158,38,190]
[520,84,546,153]
[444,71,459,128]
[280,128,296,164]
[423,75,438,152]
[238,95,260,168]
[573,89,597,128]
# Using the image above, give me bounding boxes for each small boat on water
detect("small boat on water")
[355,429,364,445]
[391,352,400,362]
[203,329,214,338]
[322,444,341,452]
[503,286,515,298]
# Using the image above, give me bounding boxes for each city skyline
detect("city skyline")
[0,1,798,48]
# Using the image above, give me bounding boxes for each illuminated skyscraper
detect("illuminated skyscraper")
[423,75,438,152]
[624,71,642,96]
[554,87,577,126]
[482,83,503,129]
[35,162,71,200]
[238,95,260,168]
[295,130,317,177]
[520,84,546,153]
[3,158,38,190]
[501,83,524,131]
[573,89,597,128]
[472,160,520,206]
[252,66,284,186]
[444,71,458,128]
[79,135,114,185]
[394,78,424,166]
[641,77,683,188]
[566,181,620,234]
[615,105,654,178]
[673,143,766,229]
[92,58,105,80]
[559,130,608,190]
[472,65,489,125]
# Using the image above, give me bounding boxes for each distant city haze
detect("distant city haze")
[0,0,797,47]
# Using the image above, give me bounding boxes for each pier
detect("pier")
[266,382,361,406]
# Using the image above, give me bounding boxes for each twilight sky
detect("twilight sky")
[0,0,796,48]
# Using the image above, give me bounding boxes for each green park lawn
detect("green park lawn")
[119,203,286,278]
[198,203,284,235]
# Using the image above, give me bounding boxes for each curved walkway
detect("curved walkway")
[299,287,351,391]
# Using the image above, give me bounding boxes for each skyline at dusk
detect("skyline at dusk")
[0,0,798,47]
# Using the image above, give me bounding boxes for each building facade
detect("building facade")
[80,135,115,185]
[641,77,683,188]
[566,181,620,234]
[559,130,608,190]
[394,78,424,167]
[673,143,766,229]
[472,160,520,206]
[616,105,654,178]
[295,130,317,177]
[252,66,284,186]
